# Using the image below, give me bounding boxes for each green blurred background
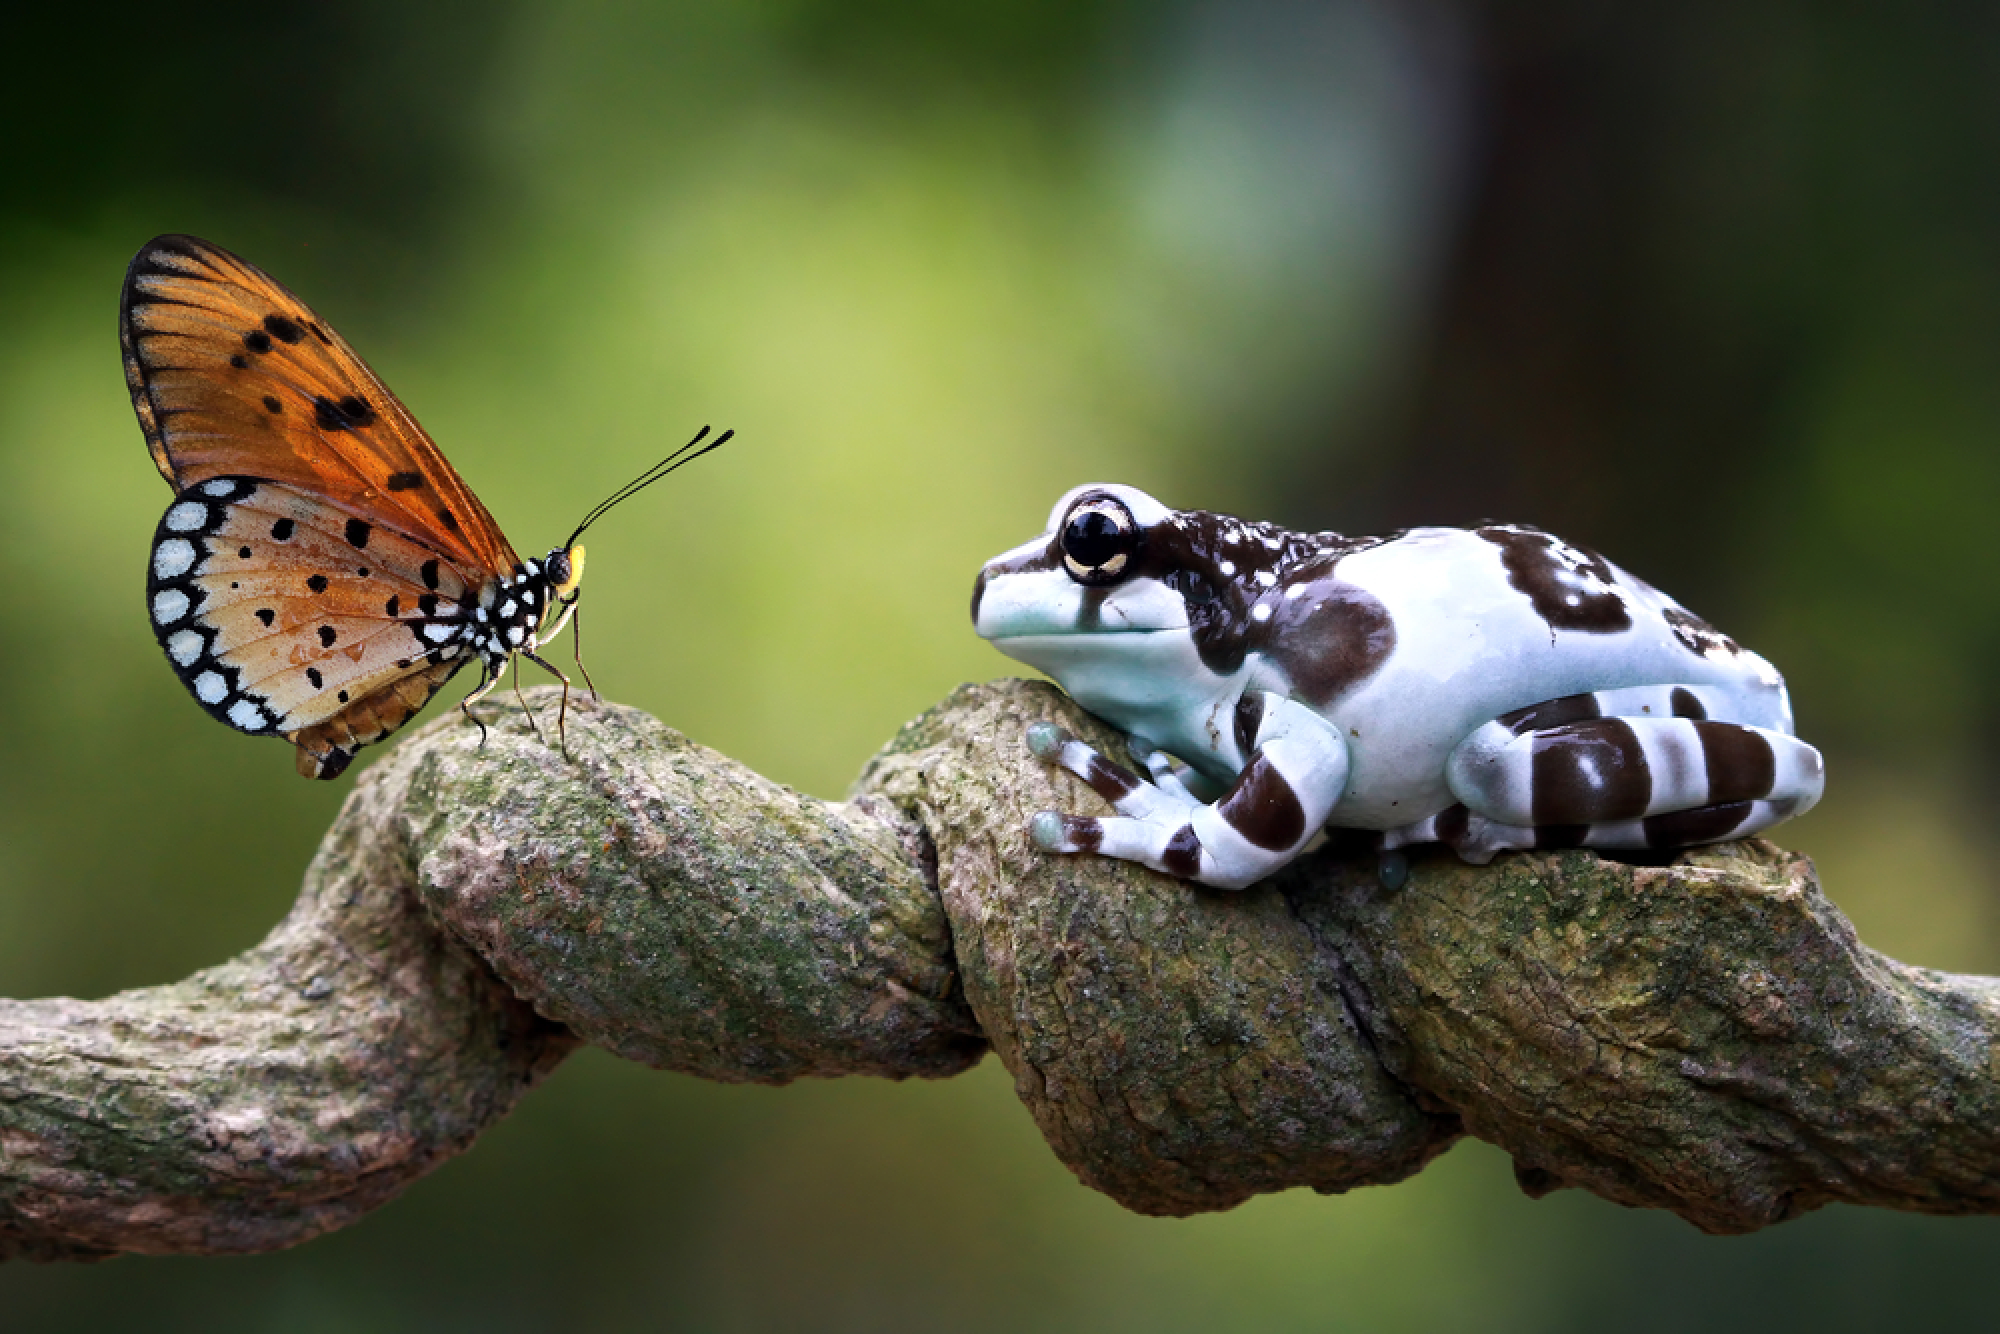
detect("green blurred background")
[5,1,2000,1328]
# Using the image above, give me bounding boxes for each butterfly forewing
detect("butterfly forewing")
[147,476,484,776]
[121,235,518,577]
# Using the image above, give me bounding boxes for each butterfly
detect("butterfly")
[121,234,728,779]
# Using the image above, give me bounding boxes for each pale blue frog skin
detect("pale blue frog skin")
[972,484,1824,890]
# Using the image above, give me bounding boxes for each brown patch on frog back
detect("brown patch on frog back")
[1252,564,1397,709]
[1664,605,1742,658]
[1476,524,1631,634]
[1141,510,1395,694]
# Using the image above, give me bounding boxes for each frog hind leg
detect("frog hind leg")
[1024,693,1349,890]
[1406,685,1825,864]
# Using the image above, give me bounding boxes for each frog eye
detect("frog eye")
[1059,494,1140,585]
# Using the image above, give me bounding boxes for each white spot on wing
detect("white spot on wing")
[1251,603,1273,623]
[200,478,238,498]
[153,539,196,579]
[168,629,203,666]
[152,589,190,624]
[507,625,524,646]
[228,699,268,731]
[422,622,454,643]
[195,671,227,704]
[165,501,208,533]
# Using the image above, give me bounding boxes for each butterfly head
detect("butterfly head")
[546,545,586,603]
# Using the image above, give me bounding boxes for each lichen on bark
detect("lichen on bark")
[3,678,1997,1260]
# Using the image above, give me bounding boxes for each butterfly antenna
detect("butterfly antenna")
[565,425,733,549]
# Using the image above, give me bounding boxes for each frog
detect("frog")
[971,483,1824,889]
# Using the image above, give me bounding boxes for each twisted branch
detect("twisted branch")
[3,679,1995,1259]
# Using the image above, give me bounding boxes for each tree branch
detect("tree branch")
[4,679,1995,1259]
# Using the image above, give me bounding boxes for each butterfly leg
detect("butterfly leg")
[571,602,599,701]
[460,662,497,749]
[522,650,574,760]
[509,655,548,745]
[541,594,599,701]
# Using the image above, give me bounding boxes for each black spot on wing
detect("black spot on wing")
[306,575,328,594]
[229,354,249,369]
[437,508,461,533]
[386,472,423,491]
[306,667,323,690]
[271,518,294,541]
[318,625,337,648]
[262,395,283,415]
[418,593,439,617]
[420,560,440,590]
[242,329,273,355]
[385,594,401,617]
[262,313,305,345]
[313,394,377,432]
[344,519,372,549]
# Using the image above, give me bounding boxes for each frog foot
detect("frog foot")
[1021,706,1352,891]
[1024,723,1213,878]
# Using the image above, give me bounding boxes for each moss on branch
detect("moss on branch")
[3,679,1994,1259]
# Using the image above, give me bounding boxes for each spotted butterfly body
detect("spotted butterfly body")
[122,234,622,779]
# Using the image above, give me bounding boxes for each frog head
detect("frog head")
[973,483,1258,744]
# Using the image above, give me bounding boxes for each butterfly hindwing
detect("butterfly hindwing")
[147,476,487,775]
[121,234,518,578]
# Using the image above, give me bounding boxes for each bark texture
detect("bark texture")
[3,679,1997,1260]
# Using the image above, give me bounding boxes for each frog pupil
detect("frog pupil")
[1064,511,1127,568]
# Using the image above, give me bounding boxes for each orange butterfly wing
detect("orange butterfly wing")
[121,234,519,577]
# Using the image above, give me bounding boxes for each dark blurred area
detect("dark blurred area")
[4,2,1999,1329]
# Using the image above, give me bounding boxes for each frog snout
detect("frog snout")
[970,565,991,629]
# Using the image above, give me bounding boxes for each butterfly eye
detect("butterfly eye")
[1060,495,1140,586]
[549,545,586,599]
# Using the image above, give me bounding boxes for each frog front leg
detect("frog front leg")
[1025,692,1349,891]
